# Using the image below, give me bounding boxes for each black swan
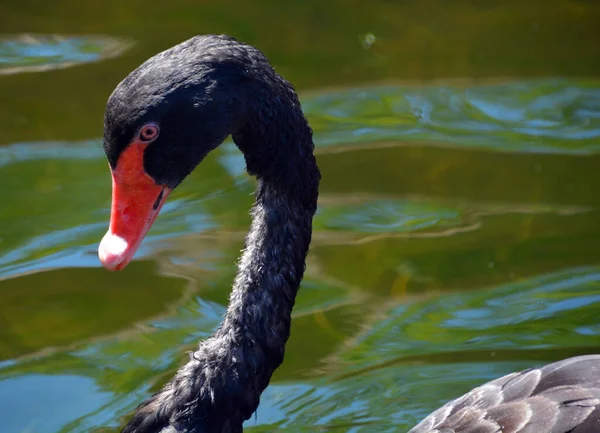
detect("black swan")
[97,35,600,433]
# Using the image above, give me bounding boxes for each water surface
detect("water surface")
[0,1,599,432]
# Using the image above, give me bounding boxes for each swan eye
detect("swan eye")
[139,124,159,142]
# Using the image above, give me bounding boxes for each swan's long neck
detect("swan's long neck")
[182,181,318,432]
[212,89,320,428]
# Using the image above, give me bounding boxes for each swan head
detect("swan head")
[99,35,259,271]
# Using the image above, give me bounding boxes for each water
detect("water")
[1,1,600,432]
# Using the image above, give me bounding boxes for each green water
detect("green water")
[1,1,600,432]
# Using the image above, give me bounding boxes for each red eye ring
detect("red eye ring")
[139,124,159,142]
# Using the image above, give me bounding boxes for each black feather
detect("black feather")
[104,35,319,433]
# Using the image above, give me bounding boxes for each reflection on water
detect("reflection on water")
[305,79,600,155]
[0,374,113,433]
[0,34,133,75]
[317,198,464,234]
[0,8,599,431]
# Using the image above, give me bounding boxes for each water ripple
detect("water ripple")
[304,78,600,155]
[0,34,133,75]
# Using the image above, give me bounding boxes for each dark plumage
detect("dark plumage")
[100,35,600,433]
[103,35,319,433]
[410,355,600,433]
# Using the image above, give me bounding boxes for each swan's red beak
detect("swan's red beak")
[98,143,171,271]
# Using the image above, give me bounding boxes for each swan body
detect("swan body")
[410,355,600,433]
[98,35,600,433]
